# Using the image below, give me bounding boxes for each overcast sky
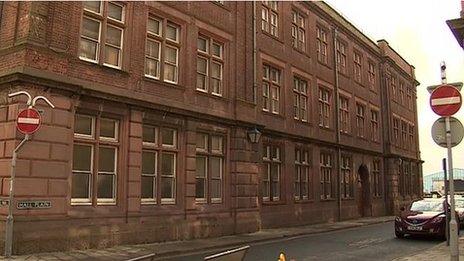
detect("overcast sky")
[325,0,464,175]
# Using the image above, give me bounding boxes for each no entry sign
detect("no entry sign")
[16,108,41,134]
[430,84,462,116]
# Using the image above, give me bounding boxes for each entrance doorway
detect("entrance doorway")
[357,164,372,217]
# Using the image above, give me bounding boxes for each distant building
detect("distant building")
[423,168,464,193]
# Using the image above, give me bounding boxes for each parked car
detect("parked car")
[395,199,448,239]
[454,197,464,228]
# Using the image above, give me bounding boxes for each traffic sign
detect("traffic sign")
[430,84,462,116]
[16,108,41,135]
[431,117,464,148]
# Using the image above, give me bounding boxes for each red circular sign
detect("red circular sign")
[16,108,41,135]
[430,84,462,116]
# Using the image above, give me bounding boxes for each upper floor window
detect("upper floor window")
[391,76,397,100]
[262,144,281,202]
[145,16,180,84]
[399,81,405,105]
[316,27,328,64]
[320,152,333,200]
[340,155,352,199]
[72,114,120,205]
[368,62,375,89]
[197,36,224,96]
[141,125,178,204]
[291,10,305,51]
[80,1,125,69]
[401,121,408,148]
[294,148,311,201]
[393,118,399,145]
[262,65,281,114]
[262,1,278,37]
[408,124,415,148]
[356,103,365,138]
[196,133,224,203]
[318,88,331,128]
[336,40,346,73]
[293,77,308,122]
[339,96,349,134]
[371,110,379,142]
[406,87,413,110]
[353,52,362,83]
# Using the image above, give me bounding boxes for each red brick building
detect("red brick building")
[0,1,421,254]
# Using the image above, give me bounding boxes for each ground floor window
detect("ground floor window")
[294,148,311,200]
[262,144,281,202]
[320,152,333,199]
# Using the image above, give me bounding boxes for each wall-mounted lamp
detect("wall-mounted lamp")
[247,127,261,144]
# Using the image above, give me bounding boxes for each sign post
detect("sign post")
[4,92,55,258]
[429,62,461,261]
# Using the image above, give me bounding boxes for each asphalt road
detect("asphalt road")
[159,221,443,261]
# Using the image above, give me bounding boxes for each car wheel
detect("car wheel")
[395,231,404,238]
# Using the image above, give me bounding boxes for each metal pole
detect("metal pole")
[4,134,29,257]
[446,117,459,260]
[444,158,449,246]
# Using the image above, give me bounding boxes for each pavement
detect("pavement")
[3,215,456,261]
[393,237,464,261]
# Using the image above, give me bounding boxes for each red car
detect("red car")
[395,199,448,239]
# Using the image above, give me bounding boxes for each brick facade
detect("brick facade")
[0,1,421,254]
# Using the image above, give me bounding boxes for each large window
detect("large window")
[196,36,224,96]
[354,52,362,83]
[72,114,119,205]
[406,87,413,110]
[340,155,352,199]
[291,10,305,51]
[262,1,278,37]
[356,103,365,138]
[262,65,281,114]
[408,124,415,148]
[79,1,125,69]
[293,77,308,122]
[336,40,346,73]
[399,81,405,105]
[294,148,311,200]
[320,152,332,199]
[262,144,281,202]
[316,26,328,64]
[368,62,376,89]
[141,125,177,204]
[195,133,224,203]
[371,110,379,142]
[393,117,399,145]
[401,121,408,148]
[145,16,180,84]
[339,96,349,134]
[391,76,397,100]
[318,88,331,128]
[373,159,381,197]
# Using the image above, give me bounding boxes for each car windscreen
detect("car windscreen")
[410,201,443,212]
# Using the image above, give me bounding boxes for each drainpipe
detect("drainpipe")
[332,28,342,222]
[252,1,257,104]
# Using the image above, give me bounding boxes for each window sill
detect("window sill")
[318,125,333,131]
[143,76,184,91]
[292,47,311,59]
[262,110,285,119]
[78,57,129,75]
[261,200,285,206]
[294,119,312,126]
[317,60,332,70]
[261,31,284,44]
[195,89,228,101]
[320,198,336,202]
[294,199,315,204]
[340,131,352,137]
[341,197,355,201]
[211,1,231,11]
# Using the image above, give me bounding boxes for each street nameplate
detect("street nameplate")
[17,200,51,210]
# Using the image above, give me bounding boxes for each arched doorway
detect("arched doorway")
[357,164,372,217]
